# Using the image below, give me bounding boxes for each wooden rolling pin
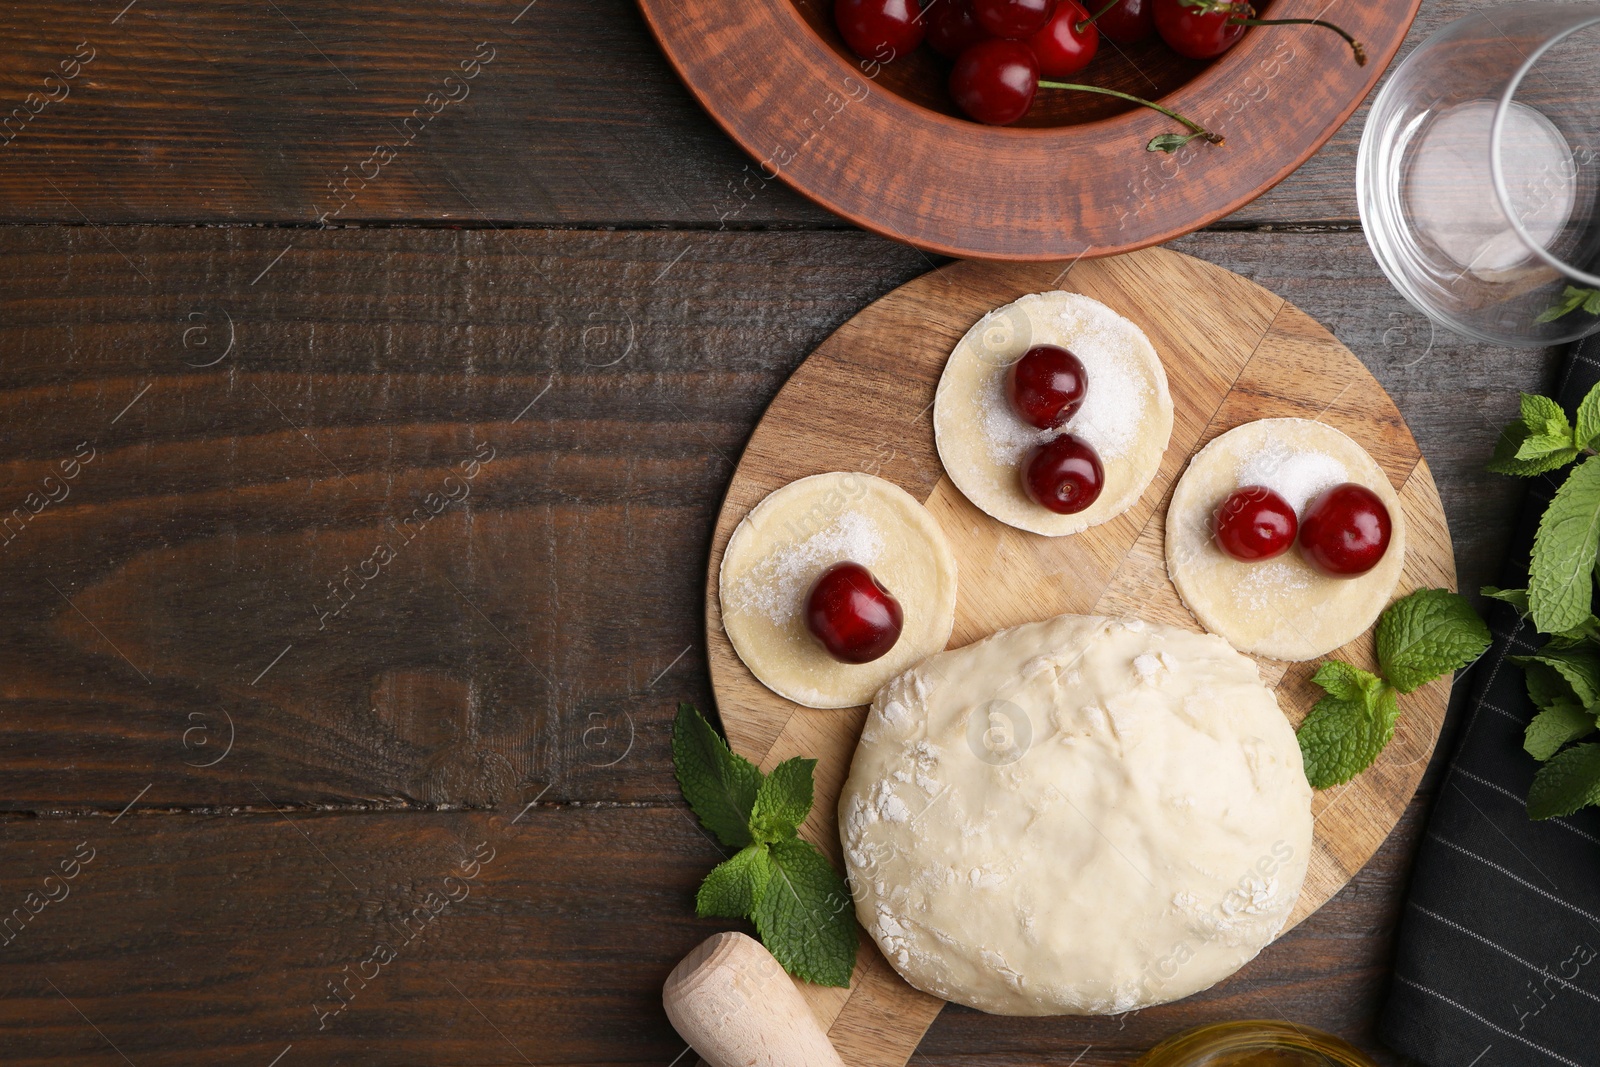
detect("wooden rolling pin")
[663,931,847,1067]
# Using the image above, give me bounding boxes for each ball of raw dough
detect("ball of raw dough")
[839,614,1312,1015]
[933,291,1173,536]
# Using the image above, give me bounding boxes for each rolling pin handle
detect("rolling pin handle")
[662,931,848,1067]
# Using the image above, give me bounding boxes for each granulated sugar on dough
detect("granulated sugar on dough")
[730,509,884,625]
[977,301,1150,467]
[1235,439,1347,514]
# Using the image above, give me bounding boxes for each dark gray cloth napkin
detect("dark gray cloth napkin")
[1380,338,1600,1067]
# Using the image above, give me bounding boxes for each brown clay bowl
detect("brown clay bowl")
[636,0,1420,259]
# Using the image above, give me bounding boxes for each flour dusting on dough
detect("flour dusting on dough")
[976,301,1150,467]
[1233,559,1312,611]
[730,509,883,625]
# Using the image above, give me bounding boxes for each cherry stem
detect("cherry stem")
[1227,15,1368,64]
[1075,0,1123,33]
[1037,80,1225,151]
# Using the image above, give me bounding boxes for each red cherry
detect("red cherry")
[805,562,905,664]
[835,0,925,62]
[973,0,1057,38]
[950,38,1038,125]
[1023,434,1104,514]
[1007,345,1088,429]
[1088,0,1154,43]
[1299,483,1393,578]
[926,0,992,57]
[1026,0,1098,78]
[1152,0,1243,58]
[1213,485,1297,562]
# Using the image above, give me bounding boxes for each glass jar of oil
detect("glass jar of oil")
[1133,1021,1381,1067]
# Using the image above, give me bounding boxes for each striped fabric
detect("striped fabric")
[1380,341,1600,1067]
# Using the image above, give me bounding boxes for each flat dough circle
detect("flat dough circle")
[719,473,958,709]
[1166,418,1407,662]
[934,291,1174,536]
[839,614,1312,1015]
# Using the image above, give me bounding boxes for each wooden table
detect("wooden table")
[0,2,1557,1065]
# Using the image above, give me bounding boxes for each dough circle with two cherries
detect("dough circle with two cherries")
[718,472,958,709]
[934,291,1173,536]
[1165,418,1407,662]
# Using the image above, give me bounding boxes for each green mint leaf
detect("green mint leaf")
[1527,742,1600,819]
[750,757,816,843]
[696,844,774,918]
[1535,287,1590,324]
[1522,393,1573,440]
[1521,659,1579,712]
[752,837,858,988]
[1482,585,1529,613]
[1550,615,1600,648]
[1487,421,1578,476]
[672,703,762,850]
[1297,685,1400,789]
[1376,588,1491,693]
[1311,660,1383,702]
[1511,644,1600,706]
[1516,433,1579,462]
[1529,454,1600,634]
[1524,704,1597,762]
[1576,382,1600,450]
[1585,290,1600,316]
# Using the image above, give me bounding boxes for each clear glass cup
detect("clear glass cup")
[1357,2,1600,347]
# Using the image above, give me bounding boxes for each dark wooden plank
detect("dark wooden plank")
[0,796,1430,1065]
[0,224,928,810]
[0,0,1496,228]
[0,805,720,1066]
[0,0,836,226]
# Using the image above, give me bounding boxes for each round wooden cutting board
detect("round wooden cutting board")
[703,247,1455,1067]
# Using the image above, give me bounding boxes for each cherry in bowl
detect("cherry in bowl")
[1023,434,1104,514]
[1152,0,1244,59]
[1084,0,1155,44]
[1213,485,1296,562]
[1027,0,1098,78]
[973,0,1057,38]
[1007,344,1088,429]
[950,38,1039,125]
[926,0,992,57]
[1298,482,1392,578]
[835,0,925,62]
[805,561,905,663]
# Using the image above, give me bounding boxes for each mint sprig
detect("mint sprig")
[1528,454,1600,634]
[1487,382,1600,634]
[1486,379,1600,820]
[1297,589,1489,789]
[672,704,857,987]
[1488,637,1600,817]
[1487,392,1585,476]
